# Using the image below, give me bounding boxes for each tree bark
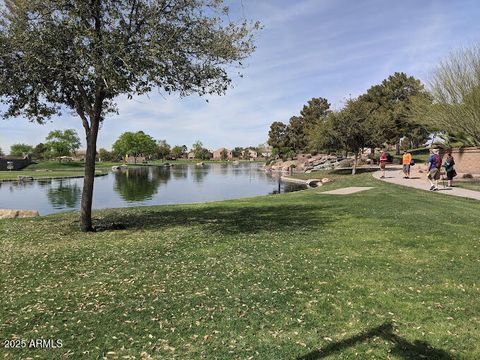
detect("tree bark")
[80,117,100,232]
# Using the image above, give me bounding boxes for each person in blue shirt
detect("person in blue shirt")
[427,148,441,191]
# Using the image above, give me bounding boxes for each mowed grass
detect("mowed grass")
[0,161,125,180]
[1,174,480,359]
[454,180,480,191]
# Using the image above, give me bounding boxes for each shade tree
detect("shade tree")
[112,131,157,163]
[0,0,259,231]
[170,145,186,159]
[156,140,171,160]
[10,143,34,157]
[359,72,431,153]
[45,129,81,158]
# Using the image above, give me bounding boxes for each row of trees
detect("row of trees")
[268,72,431,164]
[6,129,81,159]
[269,43,480,174]
[268,97,331,157]
[3,128,264,163]
[270,45,480,169]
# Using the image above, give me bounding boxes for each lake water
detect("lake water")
[0,163,306,215]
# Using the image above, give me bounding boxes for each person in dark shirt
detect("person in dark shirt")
[443,152,456,187]
[427,148,441,191]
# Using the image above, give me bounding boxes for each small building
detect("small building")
[73,149,87,161]
[242,149,258,159]
[187,152,195,160]
[212,148,233,160]
[125,155,146,164]
[59,156,74,162]
[260,145,273,158]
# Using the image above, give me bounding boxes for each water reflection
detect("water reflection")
[191,165,208,183]
[172,167,188,180]
[114,167,171,202]
[47,181,81,208]
[0,163,306,215]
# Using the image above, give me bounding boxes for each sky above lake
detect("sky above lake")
[1,0,479,152]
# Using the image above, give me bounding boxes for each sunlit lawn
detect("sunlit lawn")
[1,173,479,359]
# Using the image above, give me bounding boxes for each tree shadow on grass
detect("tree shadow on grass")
[297,323,453,360]
[93,202,335,236]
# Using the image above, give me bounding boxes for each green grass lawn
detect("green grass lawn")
[25,161,87,170]
[0,161,127,180]
[0,170,90,180]
[1,173,479,359]
[454,180,480,191]
[26,160,126,171]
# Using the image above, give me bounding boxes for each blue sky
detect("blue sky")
[1,0,479,152]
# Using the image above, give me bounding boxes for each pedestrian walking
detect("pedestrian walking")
[443,152,457,187]
[379,150,388,178]
[427,148,442,191]
[402,150,412,179]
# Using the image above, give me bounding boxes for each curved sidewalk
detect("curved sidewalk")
[373,168,480,201]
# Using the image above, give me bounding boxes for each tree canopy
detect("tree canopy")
[45,129,81,158]
[156,140,171,160]
[309,98,372,174]
[268,121,288,149]
[300,97,331,129]
[359,72,431,151]
[9,143,34,157]
[113,131,157,162]
[267,97,331,156]
[0,0,259,231]
[412,44,480,146]
[192,140,210,160]
[170,145,186,159]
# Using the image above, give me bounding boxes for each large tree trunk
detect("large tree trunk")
[395,142,400,155]
[80,118,100,232]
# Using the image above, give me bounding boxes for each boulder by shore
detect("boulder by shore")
[0,209,39,219]
[265,154,350,173]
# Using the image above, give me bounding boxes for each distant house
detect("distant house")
[73,149,87,161]
[187,152,195,160]
[242,149,258,159]
[212,148,233,160]
[125,155,146,163]
[59,156,74,162]
[260,145,272,158]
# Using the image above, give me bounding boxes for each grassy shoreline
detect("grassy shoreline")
[1,173,480,358]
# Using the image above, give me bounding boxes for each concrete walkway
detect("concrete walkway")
[373,168,480,201]
[320,187,374,195]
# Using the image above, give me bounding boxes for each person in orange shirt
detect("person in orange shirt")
[402,150,412,179]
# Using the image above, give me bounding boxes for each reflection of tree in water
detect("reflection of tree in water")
[219,163,229,175]
[37,179,53,188]
[5,180,35,193]
[191,165,209,183]
[270,178,306,195]
[47,180,81,208]
[114,167,171,202]
[171,165,188,180]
